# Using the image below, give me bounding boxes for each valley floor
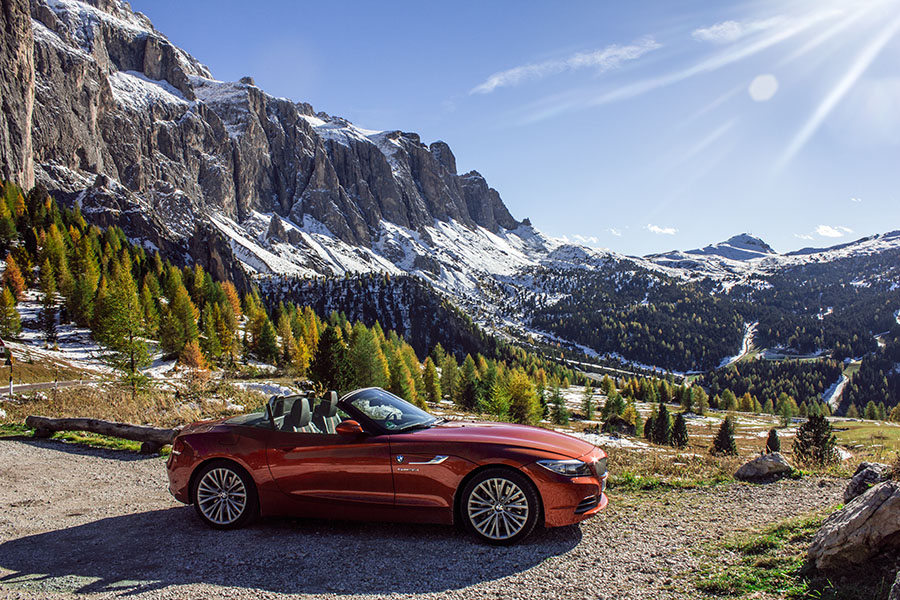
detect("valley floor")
[0,438,843,600]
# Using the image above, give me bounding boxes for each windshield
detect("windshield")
[344,388,436,432]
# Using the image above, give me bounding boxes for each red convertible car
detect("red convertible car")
[167,387,608,544]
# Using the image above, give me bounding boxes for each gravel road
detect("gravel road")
[0,438,843,600]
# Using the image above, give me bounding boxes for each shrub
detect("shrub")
[711,417,738,456]
[671,412,689,448]
[765,428,780,453]
[793,415,837,465]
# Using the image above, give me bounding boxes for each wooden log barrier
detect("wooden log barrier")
[24,416,180,454]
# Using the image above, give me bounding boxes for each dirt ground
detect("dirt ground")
[0,438,843,600]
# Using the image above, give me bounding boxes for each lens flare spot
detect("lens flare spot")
[749,74,779,101]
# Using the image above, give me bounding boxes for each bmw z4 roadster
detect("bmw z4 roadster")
[167,387,608,544]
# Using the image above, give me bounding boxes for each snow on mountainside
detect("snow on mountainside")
[645,231,900,284]
[4,0,900,373]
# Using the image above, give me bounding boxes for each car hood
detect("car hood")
[399,421,598,459]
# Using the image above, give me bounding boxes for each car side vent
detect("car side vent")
[575,495,599,514]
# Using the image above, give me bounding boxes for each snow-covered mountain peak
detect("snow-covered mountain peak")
[683,233,776,261]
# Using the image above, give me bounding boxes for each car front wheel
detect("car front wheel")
[192,461,258,529]
[461,468,539,545]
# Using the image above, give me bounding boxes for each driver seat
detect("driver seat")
[311,391,341,434]
[280,395,311,432]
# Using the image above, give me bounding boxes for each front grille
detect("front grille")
[575,495,599,514]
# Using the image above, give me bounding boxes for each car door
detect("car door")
[266,428,394,517]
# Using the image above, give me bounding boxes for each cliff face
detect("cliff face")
[2,0,519,258]
[0,0,34,190]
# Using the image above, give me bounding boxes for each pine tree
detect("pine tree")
[423,356,441,403]
[140,282,159,338]
[846,403,860,418]
[671,413,689,448]
[864,400,878,421]
[179,339,208,370]
[200,307,223,361]
[0,286,21,338]
[765,429,780,453]
[160,284,199,355]
[681,386,694,413]
[581,383,595,420]
[310,325,350,394]
[389,348,421,407]
[347,324,388,389]
[551,382,569,425]
[722,389,738,412]
[692,386,709,415]
[2,254,25,301]
[652,402,672,445]
[440,353,458,401]
[456,354,479,410]
[507,369,540,425]
[39,259,58,345]
[711,416,738,456]
[93,267,150,396]
[793,415,837,465]
[644,404,657,441]
[256,318,279,364]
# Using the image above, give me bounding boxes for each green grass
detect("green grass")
[0,423,169,455]
[834,420,900,457]
[693,509,896,599]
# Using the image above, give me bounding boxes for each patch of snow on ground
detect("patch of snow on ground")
[233,381,295,397]
[823,374,849,411]
[573,431,650,449]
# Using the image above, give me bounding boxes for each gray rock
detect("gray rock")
[844,462,890,503]
[0,0,34,189]
[890,570,900,600]
[0,0,521,277]
[808,481,900,571]
[734,452,794,481]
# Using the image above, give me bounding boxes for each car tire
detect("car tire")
[191,460,258,530]
[460,468,540,545]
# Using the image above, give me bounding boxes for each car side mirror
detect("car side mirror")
[336,420,365,436]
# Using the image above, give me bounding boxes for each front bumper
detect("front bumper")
[522,449,609,528]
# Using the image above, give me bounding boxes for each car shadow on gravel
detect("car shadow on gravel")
[0,507,582,595]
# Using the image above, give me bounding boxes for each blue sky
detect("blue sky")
[130,0,900,256]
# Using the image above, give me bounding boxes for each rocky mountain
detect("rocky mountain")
[1,0,899,375]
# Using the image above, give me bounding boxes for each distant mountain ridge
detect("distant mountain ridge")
[1,0,899,375]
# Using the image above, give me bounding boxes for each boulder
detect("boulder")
[890,571,900,600]
[734,453,793,481]
[808,481,900,571]
[844,462,890,503]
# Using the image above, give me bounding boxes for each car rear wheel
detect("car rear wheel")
[461,468,539,545]
[192,461,258,529]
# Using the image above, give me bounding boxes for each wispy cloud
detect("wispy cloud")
[794,233,814,240]
[776,14,900,170]
[606,227,623,237]
[518,9,838,125]
[851,197,863,203]
[692,17,784,44]
[646,224,677,235]
[470,38,661,95]
[815,224,853,238]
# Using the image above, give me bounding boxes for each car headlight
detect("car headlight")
[594,457,608,478]
[536,459,592,477]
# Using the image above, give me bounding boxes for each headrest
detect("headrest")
[282,395,310,431]
[313,390,338,418]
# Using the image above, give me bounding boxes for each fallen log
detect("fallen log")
[25,415,180,454]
